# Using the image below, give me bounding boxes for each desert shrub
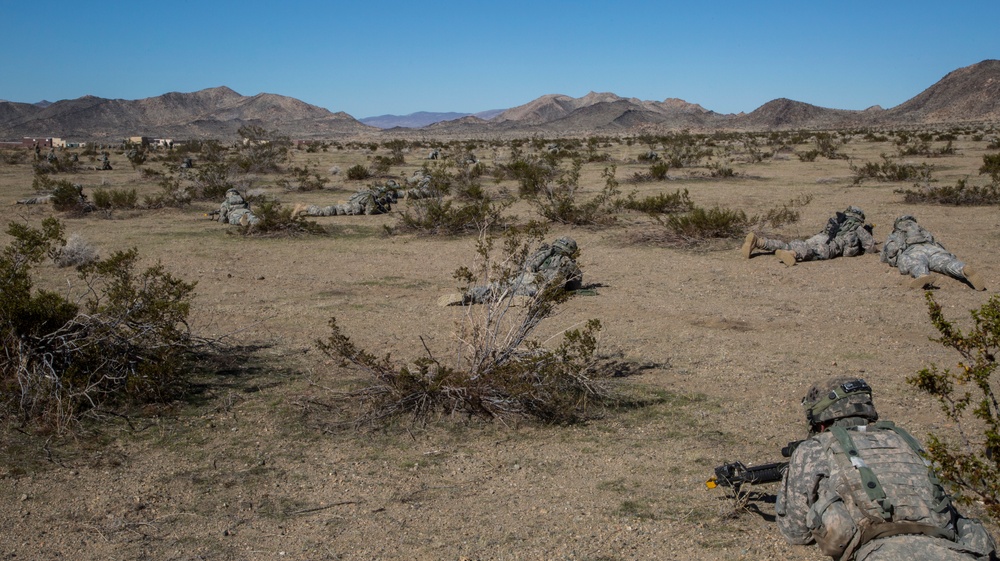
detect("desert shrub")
[908,293,1000,517]
[236,201,325,237]
[988,138,1000,150]
[279,165,329,191]
[980,153,1000,184]
[755,195,812,229]
[496,154,558,198]
[708,160,736,178]
[851,155,933,184]
[665,205,749,240]
[621,189,693,214]
[1,150,27,165]
[897,179,1000,206]
[395,192,514,236]
[346,164,372,181]
[895,135,931,157]
[50,181,93,214]
[194,161,235,200]
[144,176,193,208]
[814,133,847,159]
[0,219,197,432]
[92,187,138,210]
[53,234,100,268]
[316,225,615,426]
[533,163,622,226]
[798,149,820,162]
[232,125,290,173]
[650,161,670,180]
[633,204,750,247]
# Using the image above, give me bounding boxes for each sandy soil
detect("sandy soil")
[1,133,999,560]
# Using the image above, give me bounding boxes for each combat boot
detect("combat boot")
[775,249,797,267]
[741,232,767,259]
[909,274,935,290]
[963,265,987,291]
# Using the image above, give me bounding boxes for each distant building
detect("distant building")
[22,137,54,148]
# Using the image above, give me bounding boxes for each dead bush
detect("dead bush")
[316,224,618,426]
[53,234,100,268]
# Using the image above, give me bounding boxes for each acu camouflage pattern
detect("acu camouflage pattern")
[881,216,967,280]
[752,206,877,262]
[217,189,259,225]
[465,237,583,304]
[300,183,398,217]
[777,423,996,560]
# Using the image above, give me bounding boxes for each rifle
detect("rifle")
[205,209,220,219]
[706,440,803,492]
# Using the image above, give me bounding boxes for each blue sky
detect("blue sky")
[2,1,998,119]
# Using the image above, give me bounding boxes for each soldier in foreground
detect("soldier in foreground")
[777,377,996,560]
[438,237,583,306]
[881,215,986,290]
[742,206,877,266]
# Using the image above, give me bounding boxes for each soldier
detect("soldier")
[97,151,112,170]
[297,184,396,217]
[216,188,259,226]
[743,206,877,266]
[439,237,583,306]
[777,377,997,560]
[881,215,985,290]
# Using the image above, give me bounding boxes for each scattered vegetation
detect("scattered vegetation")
[316,224,617,426]
[908,293,1000,517]
[236,201,326,237]
[851,155,933,184]
[346,164,372,181]
[897,179,1000,206]
[0,219,199,432]
[621,189,694,215]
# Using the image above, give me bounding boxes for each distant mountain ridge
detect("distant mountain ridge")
[0,86,377,140]
[360,109,504,129]
[2,60,999,140]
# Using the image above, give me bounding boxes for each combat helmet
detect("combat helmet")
[802,377,878,432]
[551,237,578,257]
[844,206,865,222]
[894,214,917,229]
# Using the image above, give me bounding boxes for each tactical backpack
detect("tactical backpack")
[809,421,956,559]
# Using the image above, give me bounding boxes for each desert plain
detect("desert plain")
[1,130,999,560]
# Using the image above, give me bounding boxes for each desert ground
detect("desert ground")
[1,131,999,560]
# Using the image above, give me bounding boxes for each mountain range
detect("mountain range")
[2,60,999,141]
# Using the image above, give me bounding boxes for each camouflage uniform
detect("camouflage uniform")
[300,184,396,217]
[16,195,53,205]
[463,237,583,304]
[743,206,876,263]
[217,188,259,226]
[880,215,983,290]
[776,377,996,561]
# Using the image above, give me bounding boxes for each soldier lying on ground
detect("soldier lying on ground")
[881,215,985,290]
[295,183,397,217]
[778,376,997,560]
[216,188,259,226]
[438,237,583,306]
[742,206,877,266]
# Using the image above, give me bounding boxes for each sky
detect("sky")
[2,0,998,119]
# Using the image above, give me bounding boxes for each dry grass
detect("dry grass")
[1,129,999,559]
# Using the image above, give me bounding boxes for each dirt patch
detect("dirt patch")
[2,135,998,560]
